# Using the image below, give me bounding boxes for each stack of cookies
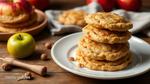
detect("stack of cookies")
[76,12,133,71]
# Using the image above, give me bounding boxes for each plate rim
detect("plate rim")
[51,32,150,80]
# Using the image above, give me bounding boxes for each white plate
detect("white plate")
[51,32,150,80]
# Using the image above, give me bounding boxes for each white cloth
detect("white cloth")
[112,10,150,34]
[45,2,101,35]
[45,1,150,36]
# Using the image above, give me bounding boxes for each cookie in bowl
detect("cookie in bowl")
[0,12,37,28]
[0,10,44,33]
[0,0,47,34]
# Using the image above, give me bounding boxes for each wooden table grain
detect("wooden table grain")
[0,0,150,84]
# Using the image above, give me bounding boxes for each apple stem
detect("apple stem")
[18,34,23,40]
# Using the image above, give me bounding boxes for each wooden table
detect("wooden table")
[0,0,150,84]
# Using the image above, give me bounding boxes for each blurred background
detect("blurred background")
[49,0,149,10]
[28,0,150,10]
[27,0,150,37]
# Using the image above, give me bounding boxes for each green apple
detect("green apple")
[7,33,35,58]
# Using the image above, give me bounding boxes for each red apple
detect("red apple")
[86,0,115,12]
[0,0,33,16]
[117,0,142,11]
[27,0,50,10]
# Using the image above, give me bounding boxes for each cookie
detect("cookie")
[83,25,131,44]
[0,13,30,24]
[0,10,44,33]
[85,12,133,31]
[76,49,132,71]
[58,10,87,27]
[0,12,37,28]
[78,36,129,61]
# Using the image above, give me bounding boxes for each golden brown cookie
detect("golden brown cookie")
[0,10,44,33]
[0,12,37,28]
[85,12,133,31]
[83,25,131,44]
[78,36,129,61]
[0,12,31,24]
[76,49,132,71]
[58,10,87,27]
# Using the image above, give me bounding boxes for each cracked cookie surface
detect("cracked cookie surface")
[76,49,132,71]
[85,12,133,31]
[83,25,131,44]
[78,36,129,61]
